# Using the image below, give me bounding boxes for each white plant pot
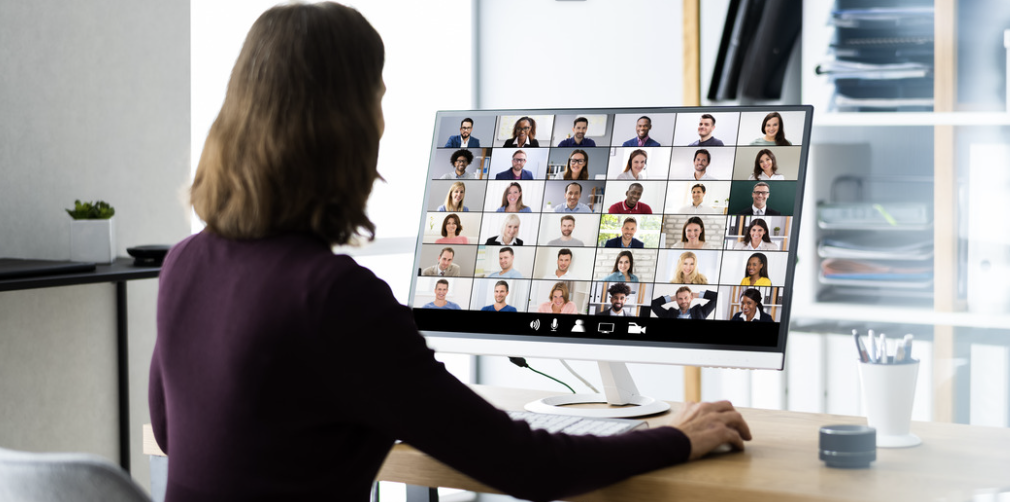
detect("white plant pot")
[70,218,116,264]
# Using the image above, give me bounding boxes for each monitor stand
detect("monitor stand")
[523,361,671,418]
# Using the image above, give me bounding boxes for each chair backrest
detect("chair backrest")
[0,447,151,502]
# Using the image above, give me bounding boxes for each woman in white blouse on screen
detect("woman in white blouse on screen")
[616,149,648,180]
[733,218,778,251]
[747,149,784,181]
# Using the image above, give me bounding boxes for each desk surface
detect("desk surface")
[376,386,1010,502]
[0,257,160,292]
[143,386,1010,501]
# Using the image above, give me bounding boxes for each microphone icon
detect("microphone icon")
[551,318,558,331]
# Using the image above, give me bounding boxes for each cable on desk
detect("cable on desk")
[508,357,575,394]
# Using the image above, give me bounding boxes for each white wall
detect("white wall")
[0,0,191,491]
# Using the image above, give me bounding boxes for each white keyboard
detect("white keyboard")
[508,411,647,436]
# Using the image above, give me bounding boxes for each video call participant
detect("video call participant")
[503,116,539,147]
[481,281,517,312]
[651,287,718,319]
[688,114,724,147]
[616,149,649,180]
[671,251,707,284]
[749,112,791,146]
[487,247,523,278]
[674,216,706,250]
[741,252,771,286]
[602,282,632,316]
[622,116,661,147]
[486,214,523,246]
[735,219,777,251]
[608,183,652,214]
[156,4,752,501]
[748,149,784,181]
[732,288,773,322]
[444,117,480,148]
[423,279,461,310]
[602,250,639,283]
[605,217,644,248]
[690,149,716,181]
[547,215,585,246]
[440,149,477,180]
[554,149,589,180]
[496,182,531,213]
[557,117,596,147]
[551,248,573,279]
[437,181,469,212]
[537,282,577,314]
[677,184,718,214]
[741,182,780,216]
[421,247,460,277]
[495,150,534,180]
[435,214,468,244]
[554,182,592,213]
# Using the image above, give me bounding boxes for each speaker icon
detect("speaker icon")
[530,319,541,331]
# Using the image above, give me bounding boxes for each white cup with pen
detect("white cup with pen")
[854,330,921,448]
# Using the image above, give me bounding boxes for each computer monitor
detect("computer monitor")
[409,106,812,417]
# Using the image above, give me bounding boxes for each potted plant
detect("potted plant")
[774,226,781,236]
[66,200,116,264]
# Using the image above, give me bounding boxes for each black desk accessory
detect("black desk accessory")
[0,258,97,280]
[819,424,876,468]
[126,245,171,266]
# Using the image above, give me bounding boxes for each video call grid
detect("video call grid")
[416,110,806,321]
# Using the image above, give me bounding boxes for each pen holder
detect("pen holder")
[857,360,921,448]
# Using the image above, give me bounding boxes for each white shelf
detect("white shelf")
[813,112,1010,127]
[790,301,1010,330]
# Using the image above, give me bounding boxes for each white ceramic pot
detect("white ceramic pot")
[70,218,116,264]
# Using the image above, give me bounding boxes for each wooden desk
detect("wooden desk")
[2,257,161,472]
[144,386,1010,501]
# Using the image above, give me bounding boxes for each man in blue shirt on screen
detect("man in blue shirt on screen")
[495,150,534,180]
[480,280,518,312]
[557,117,596,147]
[422,279,461,309]
[622,116,661,147]
[487,247,523,278]
[553,182,592,213]
[604,217,645,248]
[444,118,480,148]
[688,114,724,147]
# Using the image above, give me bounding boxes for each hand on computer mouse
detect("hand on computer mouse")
[667,400,752,460]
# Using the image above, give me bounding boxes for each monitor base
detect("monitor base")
[522,361,671,418]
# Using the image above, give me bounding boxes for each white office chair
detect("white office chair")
[0,446,151,502]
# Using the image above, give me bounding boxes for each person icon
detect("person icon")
[688,114,724,146]
[444,118,480,148]
[557,117,596,147]
[571,319,586,332]
[622,116,661,147]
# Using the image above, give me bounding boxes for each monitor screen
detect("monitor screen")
[409,107,812,371]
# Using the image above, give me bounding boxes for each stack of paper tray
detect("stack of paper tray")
[817,202,931,230]
[816,226,933,293]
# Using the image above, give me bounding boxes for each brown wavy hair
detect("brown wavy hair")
[190,3,385,245]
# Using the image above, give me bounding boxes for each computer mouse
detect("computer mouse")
[710,443,734,455]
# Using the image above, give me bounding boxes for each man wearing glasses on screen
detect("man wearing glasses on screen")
[444,118,480,148]
[741,182,780,216]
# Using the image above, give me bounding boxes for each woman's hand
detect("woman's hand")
[667,401,752,460]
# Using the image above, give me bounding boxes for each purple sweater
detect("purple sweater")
[149,231,691,501]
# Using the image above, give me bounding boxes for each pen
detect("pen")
[866,329,877,363]
[852,329,869,363]
[903,334,914,361]
[877,333,886,364]
[894,339,906,363]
